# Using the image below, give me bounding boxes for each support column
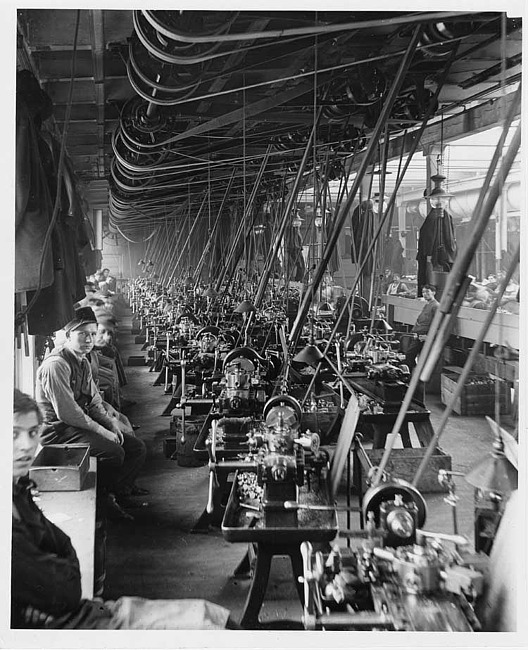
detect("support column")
[93,209,103,251]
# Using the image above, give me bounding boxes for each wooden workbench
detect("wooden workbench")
[382,295,519,348]
[37,458,97,599]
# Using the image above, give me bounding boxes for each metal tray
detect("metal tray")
[222,469,338,544]
[358,404,430,424]
[29,444,90,491]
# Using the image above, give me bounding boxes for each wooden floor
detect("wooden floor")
[102,304,515,629]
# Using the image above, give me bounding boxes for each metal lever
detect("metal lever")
[206,420,218,514]
[416,529,469,548]
[284,501,339,512]
[179,352,187,443]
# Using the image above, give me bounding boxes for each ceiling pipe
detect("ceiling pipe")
[141,11,477,44]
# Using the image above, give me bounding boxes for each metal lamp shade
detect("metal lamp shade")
[235,300,256,314]
[465,451,518,493]
[293,344,324,365]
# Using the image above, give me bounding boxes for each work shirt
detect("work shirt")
[411,298,439,335]
[36,345,115,436]
[387,280,409,295]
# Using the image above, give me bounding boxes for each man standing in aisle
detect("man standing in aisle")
[404,284,439,370]
[35,307,146,518]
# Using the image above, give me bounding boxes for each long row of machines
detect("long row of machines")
[124,276,515,631]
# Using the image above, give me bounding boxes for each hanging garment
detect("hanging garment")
[350,201,376,275]
[285,223,306,281]
[416,208,457,295]
[26,132,88,334]
[15,95,54,293]
[322,212,339,274]
[383,235,404,275]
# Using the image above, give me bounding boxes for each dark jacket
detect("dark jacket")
[11,477,82,628]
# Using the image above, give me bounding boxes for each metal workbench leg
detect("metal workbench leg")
[399,422,412,447]
[239,544,273,628]
[414,419,435,446]
[233,544,256,577]
[372,423,390,449]
[288,547,305,605]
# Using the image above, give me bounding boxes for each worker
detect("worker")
[11,389,236,630]
[386,273,410,296]
[35,307,147,519]
[101,268,116,292]
[404,284,439,371]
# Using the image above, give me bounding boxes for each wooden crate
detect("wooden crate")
[441,370,510,416]
[359,447,452,493]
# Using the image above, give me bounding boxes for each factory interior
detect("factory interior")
[11,5,525,643]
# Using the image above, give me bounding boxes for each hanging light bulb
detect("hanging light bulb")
[314,207,323,229]
[428,173,453,210]
[372,193,388,215]
[292,210,304,229]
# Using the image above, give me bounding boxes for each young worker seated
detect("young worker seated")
[35,307,147,518]
[12,389,235,630]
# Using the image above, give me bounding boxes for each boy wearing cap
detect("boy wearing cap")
[35,307,146,516]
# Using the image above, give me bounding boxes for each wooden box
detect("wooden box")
[441,370,510,416]
[30,444,90,491]
[359,447,452,493]
[128,355,146,366]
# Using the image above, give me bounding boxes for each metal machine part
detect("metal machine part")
[301,525,486,631]
[218,347,269,413]
[363,478,427,544]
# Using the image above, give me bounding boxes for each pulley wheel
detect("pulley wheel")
[362,478,427,528]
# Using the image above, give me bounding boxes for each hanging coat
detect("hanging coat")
[350,201,376,275]
[285,223,306,281]
[417,208,457,295]
[323,213,339,274]
[383,235,404,275]
[15,94,54,293]
[26,129,92,334]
